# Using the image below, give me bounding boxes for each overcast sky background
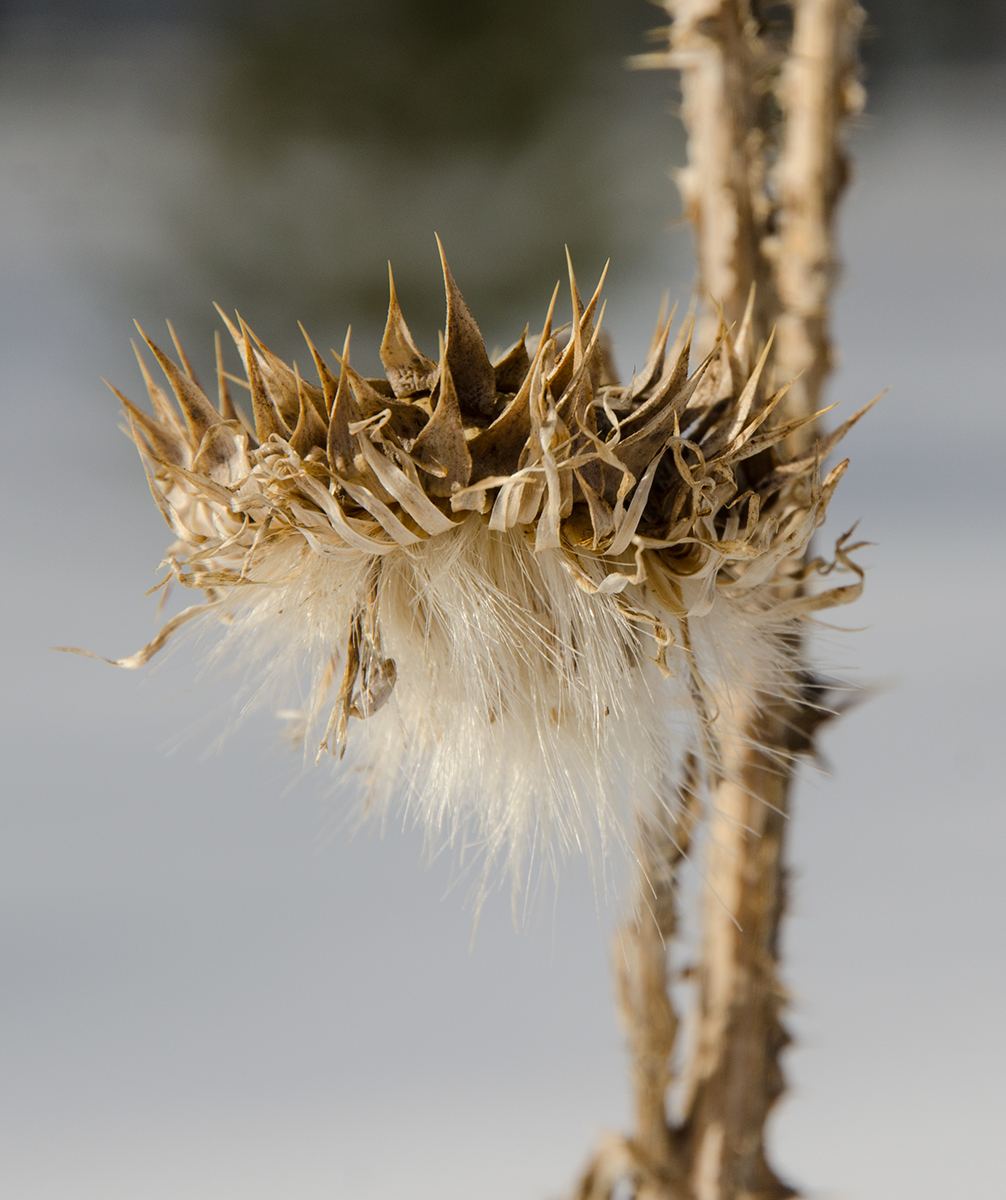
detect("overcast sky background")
[0,4,1004,1199]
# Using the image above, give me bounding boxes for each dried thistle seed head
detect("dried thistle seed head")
[79,243,868,879]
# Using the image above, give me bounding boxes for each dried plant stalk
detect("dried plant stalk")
[635,0,779,352]
[681,694,816,1200]
[681,7,864,1194]
[576,761,701,1200]
[598,4,867,1198]
[616,762,700,1194]
[773,0,865,438]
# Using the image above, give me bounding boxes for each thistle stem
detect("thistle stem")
[773,0,865,436]
[620,764,702,1196]
[594,5,865,1198]
[574,764,701,1200]
[635,0,778,352]
[679,700,801,1200]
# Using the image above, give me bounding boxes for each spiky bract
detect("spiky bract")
[98,242,865,877]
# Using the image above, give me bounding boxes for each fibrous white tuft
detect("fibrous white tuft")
[72,242,868,879]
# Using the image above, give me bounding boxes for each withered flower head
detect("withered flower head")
[78,240,867,876]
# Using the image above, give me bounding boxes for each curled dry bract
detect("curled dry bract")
[78,247,868,879]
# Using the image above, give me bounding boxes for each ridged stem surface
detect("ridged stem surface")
[611,5,864,1198]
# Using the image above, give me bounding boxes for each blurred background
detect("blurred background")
[1,2,1003,1197]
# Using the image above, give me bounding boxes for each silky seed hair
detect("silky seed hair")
[68,240,868,880]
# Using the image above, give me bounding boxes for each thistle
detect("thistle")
[75,239,866,878]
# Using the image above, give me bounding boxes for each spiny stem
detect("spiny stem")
[635,0,779,353]
[574,761,701,1200]
[604,5,865,1199]
[773,0,865,446]
[618,761,702,1196]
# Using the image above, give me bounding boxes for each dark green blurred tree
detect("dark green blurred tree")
[220,0,598,156]
[177,0,671,363]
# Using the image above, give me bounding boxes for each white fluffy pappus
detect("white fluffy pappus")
[199,515,798,880]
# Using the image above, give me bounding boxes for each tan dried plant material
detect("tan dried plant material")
[67,242,865,877]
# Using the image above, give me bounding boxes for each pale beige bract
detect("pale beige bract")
[79,242,867,876]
